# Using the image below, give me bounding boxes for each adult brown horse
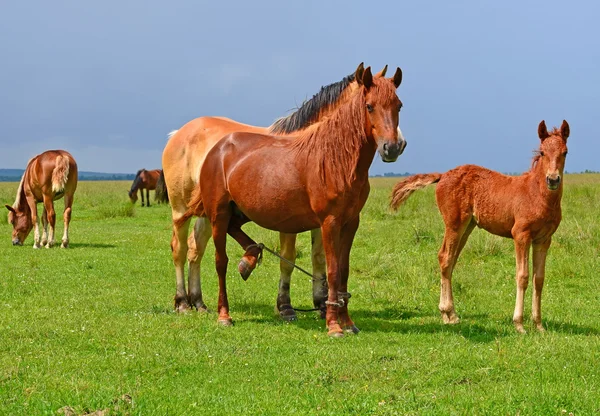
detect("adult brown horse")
[390,120,570,333]
[5,150,78,248]
[183,65,404,337]
[128,169,162,206]
[162,64,406,319]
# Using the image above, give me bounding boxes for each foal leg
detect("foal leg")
[321,218,343,337]
[532,239,551,332]
[187,217,211,311]
[42,196,56,248]
[337,216,360,334]
[41,206,49,246]
[311,229,328,319]
[277,233,298,321]
[61,193,73,248]
[512,230,532,334]
[171,214,192,312]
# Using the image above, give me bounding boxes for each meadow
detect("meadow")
[0,175,599,415]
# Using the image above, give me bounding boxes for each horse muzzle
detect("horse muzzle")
[380,142,401,163]
[546,175,561,191]
[12,238,22,246]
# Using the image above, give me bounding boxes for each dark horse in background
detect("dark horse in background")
[129,169,168,206]
[5,150,78,248]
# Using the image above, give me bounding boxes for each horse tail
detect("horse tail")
[155,170,169,204]
[173,186,205,229]
[52,155,70,193]
[390,173,442,210]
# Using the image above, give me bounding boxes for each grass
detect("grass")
[1,176,599,415]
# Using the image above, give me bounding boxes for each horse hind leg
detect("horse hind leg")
[531,239,551,332]
[187,217,211,312]
[276,233,298,321]
[311,228,328,319]
[42,197,56,248]
[41,206,49,246]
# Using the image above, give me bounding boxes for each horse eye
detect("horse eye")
[366,104,373,113]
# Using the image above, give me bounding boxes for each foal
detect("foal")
[391,120,570,333]
[5,150,78,248]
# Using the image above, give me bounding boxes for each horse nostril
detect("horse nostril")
[383,143,389,152]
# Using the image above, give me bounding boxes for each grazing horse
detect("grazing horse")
[390,120,570,333]
[5,150,78,248]
[128,169,162,206]
[162,64,406,319]
[183,65,404,336]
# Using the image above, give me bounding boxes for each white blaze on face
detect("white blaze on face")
[397,126,407,154]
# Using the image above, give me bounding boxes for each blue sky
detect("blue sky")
[1,1,598,174]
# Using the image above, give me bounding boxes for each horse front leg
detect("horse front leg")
[187,217,212,312]
[212,215,233,326]
[277,232,298,321]
[61,193,74,248]
[226,214,262,281]
[310,229,328,319]
[29,200,41,249]
[171,213,191,312]
[140,190,145,207]
[512,230,532,334]
[320,218,343,337]
[532,239,551,332]
[337,216,360,334]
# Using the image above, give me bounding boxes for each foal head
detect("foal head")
[536,120,570,191]
[356,65,405,162]
[5,205,33,246]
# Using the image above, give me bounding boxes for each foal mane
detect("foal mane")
[269,72,356,134]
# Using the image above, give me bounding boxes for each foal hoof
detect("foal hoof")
[343,325,360,335]
[441,312,460,325]
[277,305,297,322]
[218,318,234,327]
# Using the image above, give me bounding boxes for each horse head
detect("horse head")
[537,120,570,191]
[356,65,405,163]
[5,204,33,246]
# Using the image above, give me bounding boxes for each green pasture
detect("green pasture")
[0,176,599,415]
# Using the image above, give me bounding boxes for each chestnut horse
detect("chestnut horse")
[162,64,406,319]
[390,120,570,333]
[128,169,162,206]
[183,65,404,336]
[5,150,78,248]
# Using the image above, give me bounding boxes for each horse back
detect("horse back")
[26,150,78,202]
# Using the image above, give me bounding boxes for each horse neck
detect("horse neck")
[130,173,143,193]
[294,91,374,190]
[13,168,31,214]
[526,159,563,209]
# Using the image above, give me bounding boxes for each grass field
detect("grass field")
[1,175,599,415]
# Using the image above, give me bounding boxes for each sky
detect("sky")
[1,1,599,175]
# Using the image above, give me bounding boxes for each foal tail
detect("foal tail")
[173,186,206,228]
[390,173,442,210]
[52,155,70,193]
[155,170,169,204]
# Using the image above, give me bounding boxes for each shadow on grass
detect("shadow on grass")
[69,243,117,249]
[544,319,600,336]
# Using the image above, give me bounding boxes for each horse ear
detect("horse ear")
[560,120,570,141]
[354,63,365,84]
[375,64,388,78]
[5,204,15,214]
[362,66,373,89]
[392,67,403,88]
[538,120,549,141]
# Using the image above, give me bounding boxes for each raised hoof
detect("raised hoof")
[218,318,233,326]
[343,325,360,334]
[238,258,255,281]
[278,305,297,322]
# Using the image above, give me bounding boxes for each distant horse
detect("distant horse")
[128,169,161,206]
[5,150,78,248]
[162,64,406,319]
[390,120,570,333]
[182,65,404,336]
[155,170,169,204]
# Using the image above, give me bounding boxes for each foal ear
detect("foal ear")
[560,120,570,140]
[375,64,388,78]
[354,62,365,84]
[5,204,16,214]
[538,120,549,141]
[392,67,403,88]
[362,66,373,89]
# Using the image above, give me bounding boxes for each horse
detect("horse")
[162,64,406,320]
[128,169,162,206]
[155,170,169,204]
[5,150,78,248]
[182,65,404,337]
[390,120,570,333]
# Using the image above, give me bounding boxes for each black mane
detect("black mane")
[269,73,355,135]
[129,169,145,195]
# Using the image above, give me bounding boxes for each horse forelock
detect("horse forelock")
[269,72,356,135]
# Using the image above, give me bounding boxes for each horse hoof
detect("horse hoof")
[535,325,546,333]
[218,318,233,326]
[327,329,344,338]
[238,258,255,281]
[61,241,69,249]
[194,304,210,313]
[343,325,360,334]
[442,313,460,325]
[175,302,192,313]
[515,325,527,334]
[278,306,297,322]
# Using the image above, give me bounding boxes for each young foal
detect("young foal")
[390,120,570,333]
[5,150,78,248]
[185,66,404,336]
[128,169,161,206]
